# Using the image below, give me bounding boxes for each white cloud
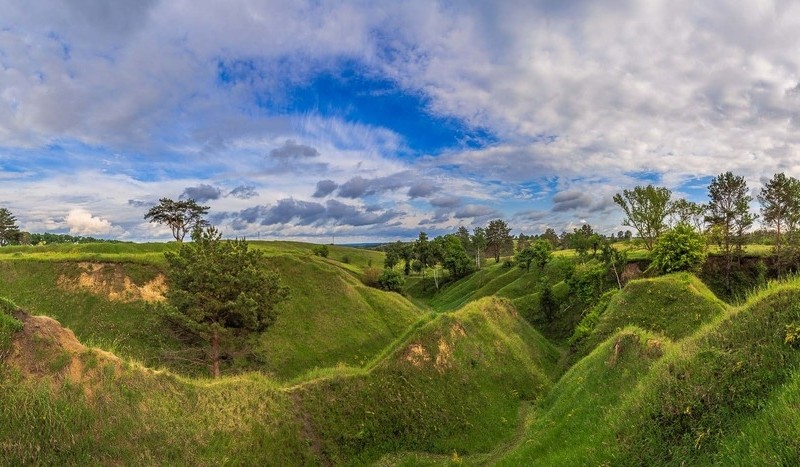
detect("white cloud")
[65,209,116,236]
[1,1,799,240]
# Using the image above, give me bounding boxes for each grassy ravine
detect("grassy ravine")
[0,296,558,465]
[0,243,418,380]
[4,241,800,465]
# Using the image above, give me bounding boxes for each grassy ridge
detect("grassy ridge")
[496,275,800,465]
[280,297,560,464]
[570,273,728,362]
[1,296,558,465]
[0,243,420,380]
[499,327,672,465]
[258,254,422,380]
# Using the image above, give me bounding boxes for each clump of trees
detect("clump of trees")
[163,225,289,378]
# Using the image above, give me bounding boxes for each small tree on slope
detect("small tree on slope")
[164,226,289,378]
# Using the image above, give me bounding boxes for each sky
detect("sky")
[2,0,800,243]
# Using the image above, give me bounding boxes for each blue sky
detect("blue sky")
[1,1,800,242]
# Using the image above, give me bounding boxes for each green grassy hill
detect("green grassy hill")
[569,272,728,362]
[4,241,800,465]
[0,296,559,464]
[0,242,418,380]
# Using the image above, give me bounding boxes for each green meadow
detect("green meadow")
[2,241,800,465]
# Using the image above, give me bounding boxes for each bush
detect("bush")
[341,254,351,264]
[312,244,329,258]
[651,223,706,273]
[362,267,381,287]
[377,269,404,292]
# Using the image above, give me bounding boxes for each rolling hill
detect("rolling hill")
[3,242,800,465]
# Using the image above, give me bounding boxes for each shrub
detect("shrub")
[651,223,706,273]
[312,244,329,258]
[362,267,381,287]
[377,269,404,292]
[341,254,351,264]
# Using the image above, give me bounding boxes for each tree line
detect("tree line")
[614,171,800,292]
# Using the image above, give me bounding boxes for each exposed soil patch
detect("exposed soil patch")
[5,312,121,395]
[403,343,431,367]
[57,262,166,303]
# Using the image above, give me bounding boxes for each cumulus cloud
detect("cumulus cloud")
[407,180,440,198]
[551,190,594,212]
[181,184,222,202]
[269,140,320,159]
[454,204,497,219]
[227,185,258,199]
[312,179,339,198]
[429,195,463,208]
[65,208,115,235]
[337,173,410,199]
[337,176,372,198]
[5,1,800,240]
[127,199,150,208]
[230,197,403,228]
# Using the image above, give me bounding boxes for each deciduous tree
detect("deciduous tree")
[705,172,757,287]
[613,185,673,250]
[486,219,513,263]
[758,173,800,273]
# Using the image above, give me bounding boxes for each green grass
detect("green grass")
[0,364,315,465]
[5,238,800,464]
[714,369,800,464]
[294,297,560,464]
[569,272,728,362]
[608,278,800,464]
[0,243,419,380]
[1,295,559,465]
[256,254,423,380]
[498,327,672,465]
[0,261,181,371]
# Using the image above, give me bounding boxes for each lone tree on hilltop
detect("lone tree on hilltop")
[144,198,209,242]
[164,226,289,378]
[0,208,20,247]
[613,185,673,250]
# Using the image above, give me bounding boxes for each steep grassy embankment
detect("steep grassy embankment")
[500,275,800,465]
[570,272,728,362]
[0,242,420,380]
[0,296,559,464]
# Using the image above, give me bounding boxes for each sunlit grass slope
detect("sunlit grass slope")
[0,302,314,465]
[498,327,673,465]
[1,296,559,465]
[0,242,419,380]
[259,254,422,380]
[496,275,800,465]
[277,296,560,464]
[570,272,728,361]
[613,278,800,464]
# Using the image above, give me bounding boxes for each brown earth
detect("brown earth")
[5,311,121,395]
[57,262,166,303]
